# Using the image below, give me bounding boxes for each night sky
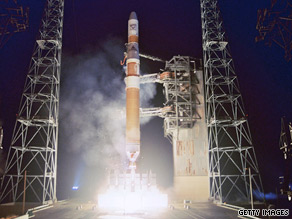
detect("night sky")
[0,0,292,202]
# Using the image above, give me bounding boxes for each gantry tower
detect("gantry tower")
[0,0,64,204]
[279,117,292,200]
[140,56,209,201]
[200,0,264,202]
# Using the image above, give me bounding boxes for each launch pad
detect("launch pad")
[17,199,241,219]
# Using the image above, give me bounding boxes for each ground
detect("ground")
[0,199,280,218]
[33,200,240,219]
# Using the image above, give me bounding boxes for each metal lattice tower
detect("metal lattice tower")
[200,0,264,202]
[279,117,292,200]
[0,0,64,204]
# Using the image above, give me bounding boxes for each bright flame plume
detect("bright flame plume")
[98,188,168,212]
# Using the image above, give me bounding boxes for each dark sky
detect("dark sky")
[0,0,292,200]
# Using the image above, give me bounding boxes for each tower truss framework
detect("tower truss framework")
[0,0,64,204]
[279,117,292,200]
[139,56,202,141]
[200,0,264,202]
[162,56,201,142]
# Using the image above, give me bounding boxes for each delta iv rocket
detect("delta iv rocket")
[125,12,140,175]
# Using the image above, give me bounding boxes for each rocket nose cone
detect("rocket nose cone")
[129,11,137,20]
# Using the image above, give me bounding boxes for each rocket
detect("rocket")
[125,12,140,175]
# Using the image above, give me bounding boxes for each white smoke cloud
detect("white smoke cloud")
[60,38,156,169]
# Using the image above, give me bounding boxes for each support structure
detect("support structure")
[200,0,264,202]
[279,117,292,200]
[140,56,209,201]
[162,57,209,201]
[0,0,64,204]
[162,57,200,142]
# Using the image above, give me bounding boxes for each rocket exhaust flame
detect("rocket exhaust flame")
[98,171,168,212]
[98,188,168,212]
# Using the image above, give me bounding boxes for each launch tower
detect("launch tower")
[0,0,64,204]
[141,56,209,202]
[162,57,209,201]
[201,0,264,202]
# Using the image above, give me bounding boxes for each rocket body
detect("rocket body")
[126,12,140,169]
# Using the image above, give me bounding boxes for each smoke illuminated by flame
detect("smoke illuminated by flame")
[58,39,158,195]
[60,39,157,169]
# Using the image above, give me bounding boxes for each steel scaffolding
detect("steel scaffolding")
[279,117,292,200]
[162,56,201,142]
[200,0,264,202]
[0,0,64,204]
[139,56,202,142]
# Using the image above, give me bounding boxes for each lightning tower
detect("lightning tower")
[0,0,64,204]
[200,0,264,202]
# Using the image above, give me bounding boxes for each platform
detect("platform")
[30,200,241,219]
